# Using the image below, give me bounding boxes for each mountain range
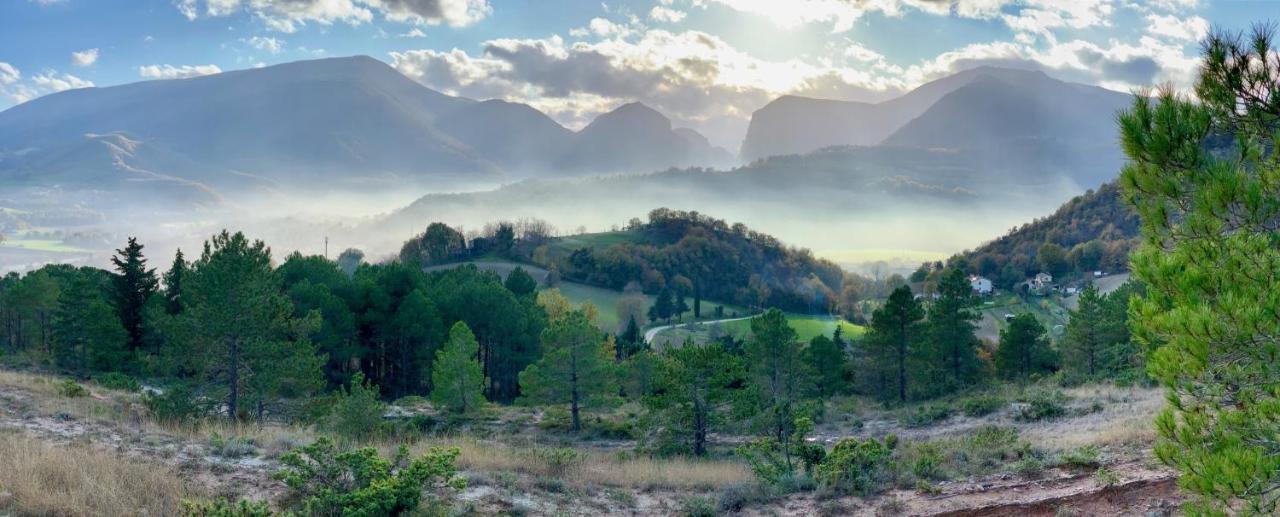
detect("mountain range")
[0,56,731,209]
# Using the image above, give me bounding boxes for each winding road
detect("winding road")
[643,316,754,344]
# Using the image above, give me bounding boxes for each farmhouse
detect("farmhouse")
[1033,272,1053,289]
[969,275,993,295]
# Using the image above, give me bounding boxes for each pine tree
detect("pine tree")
[646,343,744,456]
[162,249,187,315]
[744,308,812,468]
[110,237,158,351]
[163,231,325,421]
[53,272,127,378]
[927,268,983,391]
[518,310,618,432]
[805,334,847,398]
[504,267,538,298]
[1118,26,1280,513]
[648,288,674,323]
[994,313,1056,379]
[431,322,486,414]
[866,286,924,403]
[619,315,643,360]
[1063,284,1107,377]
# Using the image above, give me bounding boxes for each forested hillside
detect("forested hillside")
[955,181,1138,286]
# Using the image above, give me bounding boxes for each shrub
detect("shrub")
[1056,445,1101,470]
[902,404,952,428]
[1010,457,1045,479]
[144,383,212,422]
[320,373,387,441]
[58,379,88,397]
[531,447,584,477]
[208,432,257,459]
[273,437,465,516]
[909,443,945,481]
[959,395,1004,417]
[816,437,892,496]
[180,499,273,517]
[96,372,142,392]
[1015,391,1067,422]
[679,496,716,517]
[1095,466,1120,487]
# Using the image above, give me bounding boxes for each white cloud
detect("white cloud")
[138,64,223,79]
[706,0,1013,32]
[31,71,94,92]
[400,27,427,38]
[71,48,100,67]
[243,35,285,53]
[176,0,491,31]
[649,6,686,23]
[0,62,19,85]
[1145,13,1207,42]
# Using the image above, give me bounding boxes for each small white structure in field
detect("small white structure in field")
[1065,287,1079,295]
[1034,272,1053,289]
[1093,271,1105,277]
[969,275,993,295]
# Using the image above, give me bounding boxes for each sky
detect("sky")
[0,0,1271,151]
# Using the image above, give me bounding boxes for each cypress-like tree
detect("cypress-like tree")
[1063,284,1107,377]
[1119,26,1280,513]
[866,286,924,403]
[648,288,674,323]
[994,313,1057,379]
[162,249,187,315]
[110,237,158,351]
[431,322,486,414]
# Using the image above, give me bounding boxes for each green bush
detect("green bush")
[144,383,213,422]
[531,447,584,477]
[1009,457,1045,478]
[815,437,893,496]
[95,372,142,392]
[901,404,953,428]
[208,432,258,458]
[1056,445,1101,470]
[679,496,716,517]
[273,437,465,516]
[320,373,387,441]
[958,395,1005,417]
[1015,391,1067,422]
[180,499,273,517]
[57,379,88,397]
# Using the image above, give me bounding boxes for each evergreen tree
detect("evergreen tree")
[866,286,924,403]
[994,314,1056,379]
[646,343,745,456]
[504,267,538,298]
[53,272,127,378]
[431,322,486,414]
[163,231,324,421]
[648,288,674,323]
[805,334,847,398]
[927,268,983,391]
[618,315,643,360]
[1119,26,1280,512]
[674,291,690,321]
[518,310,618,432]
[380,289,445,399]
[1062,284,1108,377]
[110,237,158,351]
[162,249,187,315]
[744,308,812,468]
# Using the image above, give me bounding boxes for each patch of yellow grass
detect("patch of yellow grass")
[1023,385,1164,449]
[413,436,753,490]
[0,431,201,516]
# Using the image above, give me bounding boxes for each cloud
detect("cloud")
[71,48,100,67]
[175,0,491,32]
[649,6,686,23]
[1145,13,1207,42]
[400,27,427,38]
[243,35,285,53]
[706,0,1011,32]
[0,62,19,85]
[138,64,223,79]
[31,71,94,92]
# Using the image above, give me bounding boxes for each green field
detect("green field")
[424,259,747,332]
[718,313,866,341]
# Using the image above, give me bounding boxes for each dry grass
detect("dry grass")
[411,436,754,490]
[0,431,202,516]
[1022,385,1163,449]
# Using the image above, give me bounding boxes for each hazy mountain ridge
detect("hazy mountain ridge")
[0,56,728,210]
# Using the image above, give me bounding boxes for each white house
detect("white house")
[1033,272,1053,289]
[969,275,993,295]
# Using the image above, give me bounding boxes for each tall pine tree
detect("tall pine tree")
[994,313,1057,379]
[866,286,924,403]
[432,321,486,414]
[110,237,158,352]
[162,249,187,315]
[927,268,982,391]
[519,310,618,432]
